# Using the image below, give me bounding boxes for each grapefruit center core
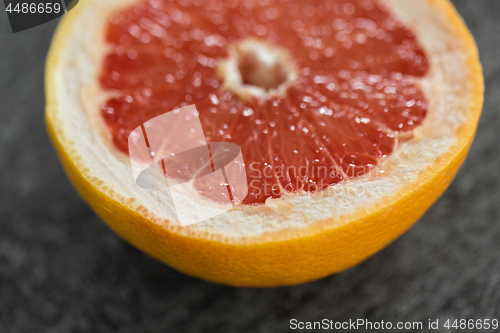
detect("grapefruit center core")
[218,40,297,99]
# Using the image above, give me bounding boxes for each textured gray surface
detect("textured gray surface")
[0,1,499,332]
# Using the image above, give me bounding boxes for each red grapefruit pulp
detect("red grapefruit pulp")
[100,0,429,204]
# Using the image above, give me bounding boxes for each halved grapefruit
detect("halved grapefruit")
[46,0,483,286]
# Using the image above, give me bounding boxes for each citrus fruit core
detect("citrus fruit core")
[234,42,292,91]
[100,0,429,205]
[218,39,298,98]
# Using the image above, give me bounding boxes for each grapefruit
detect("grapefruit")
[46,0,483,286]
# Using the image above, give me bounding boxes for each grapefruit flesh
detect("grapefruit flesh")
[100,0,428,204]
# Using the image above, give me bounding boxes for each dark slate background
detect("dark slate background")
[0,1,499,332]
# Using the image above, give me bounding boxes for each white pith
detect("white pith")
[48,0,475,242]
